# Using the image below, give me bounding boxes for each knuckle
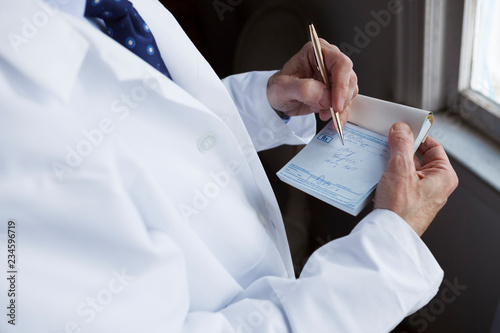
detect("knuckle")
[354,84,359,97]
[450,172,459,189]
[281,73,293,83]
[391,153,413,172]
[350,71,358,84]
[345,57,354,69]
[270,75,289,94]
[436,197,448,209]
[440,165,459,192]
[300,80,320,100]
[389,133,413,151]
[339,80,350,93]
[338,54,353,68]
[301,80,314,94]
[321,40,342,57]
[392,133,414,147]
[319,38,331,47]
[271,73,287,86]
[303,41,313,53]
[329,44,341,54]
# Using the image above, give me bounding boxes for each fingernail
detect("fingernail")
[392,122,411,134]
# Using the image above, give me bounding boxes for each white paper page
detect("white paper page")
[277,122,390,213]
[350,95,433,147]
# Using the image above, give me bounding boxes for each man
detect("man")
[0,0,457,332]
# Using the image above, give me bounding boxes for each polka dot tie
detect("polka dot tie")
[85,0,172,79]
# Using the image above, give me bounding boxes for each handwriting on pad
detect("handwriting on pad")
[277,123,390,215]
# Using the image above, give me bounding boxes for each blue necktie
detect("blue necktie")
[85,0,172,79]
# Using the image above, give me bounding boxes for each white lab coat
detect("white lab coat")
[0,0,443,332]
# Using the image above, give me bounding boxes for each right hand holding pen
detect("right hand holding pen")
[374,122,459,236]
[266,39,358,125]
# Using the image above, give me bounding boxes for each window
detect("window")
[470,0,500,105]
[458,0,500,144]
[395,0,500,145]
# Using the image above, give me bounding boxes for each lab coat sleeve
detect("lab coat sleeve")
[222,71,317,152]
[214,209,443,332]
[181,209,443,332]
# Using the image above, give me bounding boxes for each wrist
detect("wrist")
[267,72,291,122]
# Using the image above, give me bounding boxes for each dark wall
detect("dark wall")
[395,159,500,333]
[167,0,399,99]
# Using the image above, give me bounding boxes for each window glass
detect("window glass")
[471,0,500,105]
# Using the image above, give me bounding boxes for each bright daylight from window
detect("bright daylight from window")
[471,0,500,106]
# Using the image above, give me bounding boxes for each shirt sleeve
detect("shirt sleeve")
[222,71,316,152]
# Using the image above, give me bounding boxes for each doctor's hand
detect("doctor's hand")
[374,122,459,237]
[267,40,358,125]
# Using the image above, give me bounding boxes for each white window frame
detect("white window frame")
[395,0,500,145]
[457,0,500,144]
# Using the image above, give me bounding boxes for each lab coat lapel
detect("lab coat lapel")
[0,0,89,103]
[64,11,219,116]
[0,0,217,116]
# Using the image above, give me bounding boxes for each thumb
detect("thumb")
[386,122,415,175]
